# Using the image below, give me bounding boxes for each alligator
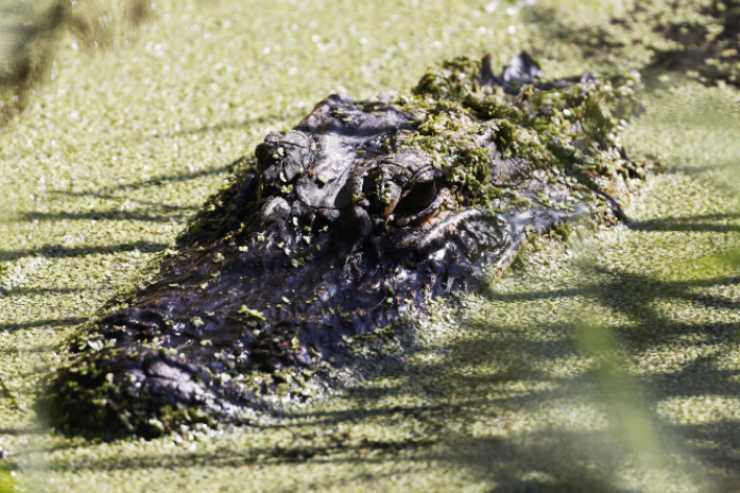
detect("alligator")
[43,52,650,438]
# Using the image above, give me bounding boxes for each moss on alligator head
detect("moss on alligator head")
[404,54,645,210]
[40,51,654,439]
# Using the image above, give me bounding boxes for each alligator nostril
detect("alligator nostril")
[101,308,166,342]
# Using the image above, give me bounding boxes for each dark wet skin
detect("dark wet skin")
[45,53,645,438]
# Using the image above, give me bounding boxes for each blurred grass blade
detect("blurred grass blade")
[0,0,155,125]
[574,313,666,470]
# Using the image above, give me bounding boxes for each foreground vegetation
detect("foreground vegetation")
[0,0,737,491]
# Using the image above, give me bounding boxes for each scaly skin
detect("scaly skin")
[43,52,650,438]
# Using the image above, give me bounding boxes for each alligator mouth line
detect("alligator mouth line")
[42,51,650,439]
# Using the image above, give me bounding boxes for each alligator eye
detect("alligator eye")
[394,181,438,218]
[379,181,402,217]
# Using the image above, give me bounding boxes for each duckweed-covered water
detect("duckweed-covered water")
[0,0,738,491]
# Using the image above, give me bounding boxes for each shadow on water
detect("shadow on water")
[150,112,297,139]
[0,240,166,262]
[413,260,738,490]
[0,426,44,437]
[16,210,185,224]
[1,155,239,260]
[0,317,86,333]
[45,192,199,212]
[0,286,88,297]
[26,251,739,490]
[53,159,239,197]
[36,438,436,473]
[628,213,740,234]
[12,151,737,490]
[525,1,740,88]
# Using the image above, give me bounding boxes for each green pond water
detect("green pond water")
[0,0,738,491]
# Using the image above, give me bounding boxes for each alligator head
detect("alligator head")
[44,52,648,438]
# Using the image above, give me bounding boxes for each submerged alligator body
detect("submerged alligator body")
[45,52,649,438]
